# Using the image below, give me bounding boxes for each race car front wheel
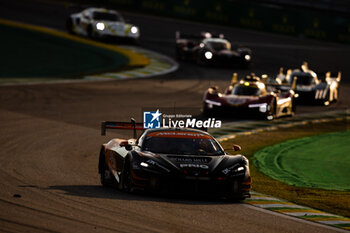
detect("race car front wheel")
[99,153,109,187]
[175,48,182,61]
[291,97,297,114]
[225,181,247,201]
[202,102,213,116]
[195,53,207,66]
[122,162,134,193]
[266,99,276,120]
[66,18,74,34]
[87,24,94,39]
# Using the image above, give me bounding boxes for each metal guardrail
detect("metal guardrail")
[251,0,350,14]
[87,0,350,44]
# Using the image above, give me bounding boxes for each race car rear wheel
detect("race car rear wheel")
[175,48,182,61]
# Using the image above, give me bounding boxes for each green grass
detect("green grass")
[220,119,350,217]
[254,131,350,191]
[0,23,129,78]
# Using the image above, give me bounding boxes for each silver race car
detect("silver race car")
[66,8,140,42]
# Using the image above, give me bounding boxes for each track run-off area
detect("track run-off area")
[254,130,350,191]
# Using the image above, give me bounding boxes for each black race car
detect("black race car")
[98,120,251,200]
[276,62,341,105]
[175,31,252,68]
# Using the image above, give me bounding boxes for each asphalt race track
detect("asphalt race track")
[0,0,349,232]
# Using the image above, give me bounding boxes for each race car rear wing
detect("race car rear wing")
[101,117,209,138]
[101,118,144,139]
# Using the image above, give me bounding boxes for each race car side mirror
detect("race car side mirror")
[232,144,241,151]
[208,86,219,95]
[120,141,132,151]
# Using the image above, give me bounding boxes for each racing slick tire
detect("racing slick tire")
[122,160,134,193]
[195,53,207,66]
[87,24,94,39]
[225,193,246,202]
[291,97,297,115]
[66,18,74,34]
[225,186,246,202]
[202,103,212,116]
[175,48,183,61]
[266,98,276,120]
[98,150,109,187]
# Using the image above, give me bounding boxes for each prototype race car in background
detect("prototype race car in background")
[175,31,252,68]
[98,120,251,200]
[66,8,140,42]
[275,62,341,105]
[203,73,296,120]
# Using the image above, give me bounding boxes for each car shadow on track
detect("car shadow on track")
[48,185,243,205]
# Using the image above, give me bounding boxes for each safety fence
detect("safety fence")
[86,0,350,44]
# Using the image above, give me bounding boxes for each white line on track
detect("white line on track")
[243,204,349,233]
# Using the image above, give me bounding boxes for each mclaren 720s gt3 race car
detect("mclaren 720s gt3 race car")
[98,120,251,200]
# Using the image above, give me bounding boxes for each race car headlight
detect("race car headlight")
[96,22,105,31]
[259,104,267,113]
[205,51,213,60]
[222,164,245,175]
[244,54,251,61]
[205,99,222,107]
[140,159,170,173]
[130,26,138,34]
[233,166,244,173]
[248,103,267,113]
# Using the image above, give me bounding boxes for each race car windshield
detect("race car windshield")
[142,136,224,156]
[290,74,315,85]
[93,12,122,21]
[207,41,229,51]
[232,85,261,96]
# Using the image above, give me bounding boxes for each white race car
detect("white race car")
[66,8,140,42]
